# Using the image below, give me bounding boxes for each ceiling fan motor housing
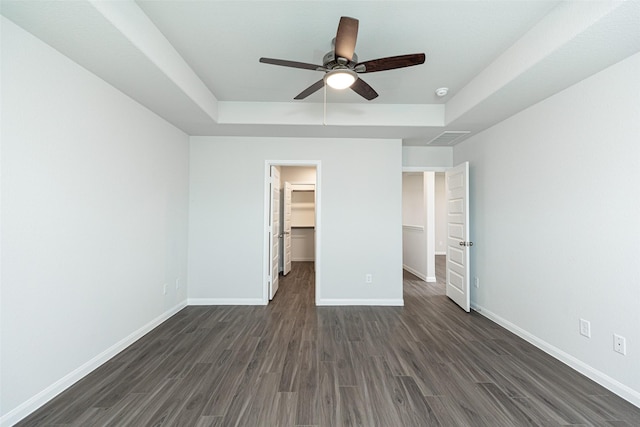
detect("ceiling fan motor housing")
[323,51,359,70]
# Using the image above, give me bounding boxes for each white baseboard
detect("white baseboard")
[187,298,266,306]
[1,301,188,427]
[435,251,446,256]
[403,265,427,281]
[402,224,424,231]
[472,303,640,408]
[317,298,404,306]
[426,276,437,283]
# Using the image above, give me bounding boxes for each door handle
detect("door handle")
[459,241,473,247]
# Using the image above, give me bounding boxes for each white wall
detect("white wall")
[291,228,315,261]
[280,166,316,184]
[402,174,426,279]
[402,146,453,168]
[188,137,403,305]
[1,18,190,424]
[454,52,640,406]
[402,174,425,225]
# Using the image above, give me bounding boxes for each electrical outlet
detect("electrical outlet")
[163,283,167,295]
[614,334,627,355]
[579,319,591,338]
[473,277,479,288]
[365,274,372,284]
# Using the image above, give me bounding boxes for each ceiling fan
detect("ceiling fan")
[259,16,426,101]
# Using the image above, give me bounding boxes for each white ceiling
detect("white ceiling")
[2,1,639,145]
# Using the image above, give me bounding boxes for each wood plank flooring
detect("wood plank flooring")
[17,257,640,426]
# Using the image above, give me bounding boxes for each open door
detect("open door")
[269,166,281,299]
[445,162,471,312]
[283,181,292,275]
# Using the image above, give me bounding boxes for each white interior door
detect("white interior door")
[445,162,471,312]
[283,181,292,275]
[269,166,280,300]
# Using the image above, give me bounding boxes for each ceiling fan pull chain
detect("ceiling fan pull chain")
[323,83,327,126]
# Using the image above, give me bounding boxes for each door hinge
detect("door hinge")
[267,275,272,283]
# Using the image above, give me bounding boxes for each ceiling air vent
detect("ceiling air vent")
[426,131,471,146]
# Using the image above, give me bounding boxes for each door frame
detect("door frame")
[263,160,321,305]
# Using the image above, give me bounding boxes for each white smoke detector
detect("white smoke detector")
[435,87,449,97]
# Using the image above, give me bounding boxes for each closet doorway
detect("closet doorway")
[264,162,320,304]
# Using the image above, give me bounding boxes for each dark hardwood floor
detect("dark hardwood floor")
[17,257,640,426]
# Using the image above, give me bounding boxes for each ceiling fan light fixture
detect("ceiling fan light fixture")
[325,68,357,90]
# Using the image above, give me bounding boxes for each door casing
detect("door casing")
[269,166,280,300]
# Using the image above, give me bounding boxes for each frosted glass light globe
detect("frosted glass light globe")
[325,69,357,90]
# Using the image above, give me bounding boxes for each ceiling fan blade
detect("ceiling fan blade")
[334,17,359,61]
[356,53,426,73]
[350,78,378,100]
[294,79,325,100]
[260,57,326,71]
